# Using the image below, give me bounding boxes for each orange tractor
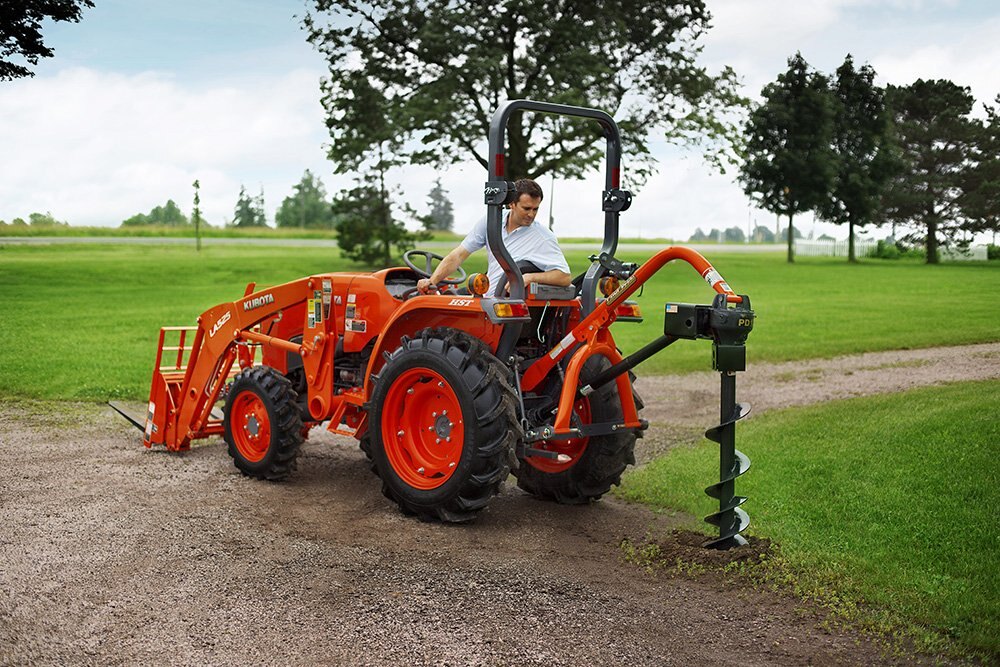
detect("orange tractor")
[115,101,755,547]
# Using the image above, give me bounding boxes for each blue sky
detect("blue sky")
[2,0,998,241]
[38,0,319,80]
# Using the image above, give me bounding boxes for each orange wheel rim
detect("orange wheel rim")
[527,397,591,473]
[382,368,464,490]
[231,391,271,462]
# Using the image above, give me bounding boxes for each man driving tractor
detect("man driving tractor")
[417,178,572,294]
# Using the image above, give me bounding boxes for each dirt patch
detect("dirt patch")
[3,343,993,666]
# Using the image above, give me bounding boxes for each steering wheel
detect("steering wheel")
[402,249,468,287]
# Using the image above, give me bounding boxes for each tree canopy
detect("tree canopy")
[276,170,335,229]
[739,53,837,262]
[332,176,427,266]
[818,55,898,262]
[232,186,267,227]
[420,178,454,232]
[121,199,189,227]
[304,0,746,184]
[959,95,1000,242]
[1,0,94,81]
[881,79,978,263]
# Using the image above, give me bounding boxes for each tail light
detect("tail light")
[614,301,643,322]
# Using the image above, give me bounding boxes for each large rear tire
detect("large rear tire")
[514,355,637,504]
[368,328,520,522]
[223,366,304,480]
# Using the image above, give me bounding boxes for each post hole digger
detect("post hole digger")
[113,100,755,548]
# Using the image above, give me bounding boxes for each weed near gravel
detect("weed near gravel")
[618,380,1000,660]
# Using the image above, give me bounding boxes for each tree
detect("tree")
[740,53,837,263]
[192,179,203,251]
[304,0,746,184]
[1,0,94,81]
[27,211,67,226]
[723,226,745,243]
[880,80,977,264]
[818,55,898,263]
[232,186,267,227]
[751,225,775,243]
[120,199,189,227]
[688,228,709,242]
[420,178,454,232]
[332,176,427,267]
[275,170,335,229]
[959,95,1000,244]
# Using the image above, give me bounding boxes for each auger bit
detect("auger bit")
[663,293,755,549]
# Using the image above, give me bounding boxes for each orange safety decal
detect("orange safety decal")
[702,268,731,294]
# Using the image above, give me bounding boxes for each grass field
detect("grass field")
[0,243,997,400]
[1,241,997,660]
[619,380,1000,659]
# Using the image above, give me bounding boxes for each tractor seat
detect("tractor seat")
[527,282,578,301]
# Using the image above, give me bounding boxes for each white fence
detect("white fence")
[794,239,988,260]
[794,239,877,257]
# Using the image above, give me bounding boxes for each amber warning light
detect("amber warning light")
[493,302,529,318]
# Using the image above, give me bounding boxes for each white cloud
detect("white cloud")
[2,0,997,246]
[0,67,330,226]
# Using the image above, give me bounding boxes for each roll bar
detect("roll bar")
[484,100,632,358]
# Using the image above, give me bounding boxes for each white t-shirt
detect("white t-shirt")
[460,214,571,289]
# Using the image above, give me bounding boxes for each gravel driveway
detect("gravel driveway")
[2,342,996,666]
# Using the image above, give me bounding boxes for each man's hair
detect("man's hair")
[513,178,543,201]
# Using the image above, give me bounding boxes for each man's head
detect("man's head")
[507,178,543,229]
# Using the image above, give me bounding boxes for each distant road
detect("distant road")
[0,236,785,253]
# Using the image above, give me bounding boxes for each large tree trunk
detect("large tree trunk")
[848,216,856,263]
[926,218,939,264]
[378,145,390,268]
[506,111,528,181]
[787,214,795,263]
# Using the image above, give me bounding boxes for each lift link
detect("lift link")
[662,293,755,549]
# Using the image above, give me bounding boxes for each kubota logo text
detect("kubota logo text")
[209,311,231,337]
[243,293,275,311]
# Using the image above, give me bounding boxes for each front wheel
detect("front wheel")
[223,366,304,480]
[368,328,520,522]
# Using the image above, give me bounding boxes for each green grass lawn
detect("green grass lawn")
[618,380,1000,659]
[2,241,997,660]
[0,243,997,400]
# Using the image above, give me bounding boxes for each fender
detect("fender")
[362,296,503,395]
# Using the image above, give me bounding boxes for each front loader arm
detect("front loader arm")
[149,277,318,451]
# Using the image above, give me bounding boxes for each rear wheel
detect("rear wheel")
[514,355,637,504]
[223,366,304,480]
[368,328,520,522]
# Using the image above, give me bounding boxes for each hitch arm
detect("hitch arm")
[522,246,739,393]
[580,335,678,396]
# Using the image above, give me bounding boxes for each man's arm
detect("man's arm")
[417,245,471,293]
[523,269,573,287]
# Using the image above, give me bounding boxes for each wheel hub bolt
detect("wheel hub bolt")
[417,467,425,475]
